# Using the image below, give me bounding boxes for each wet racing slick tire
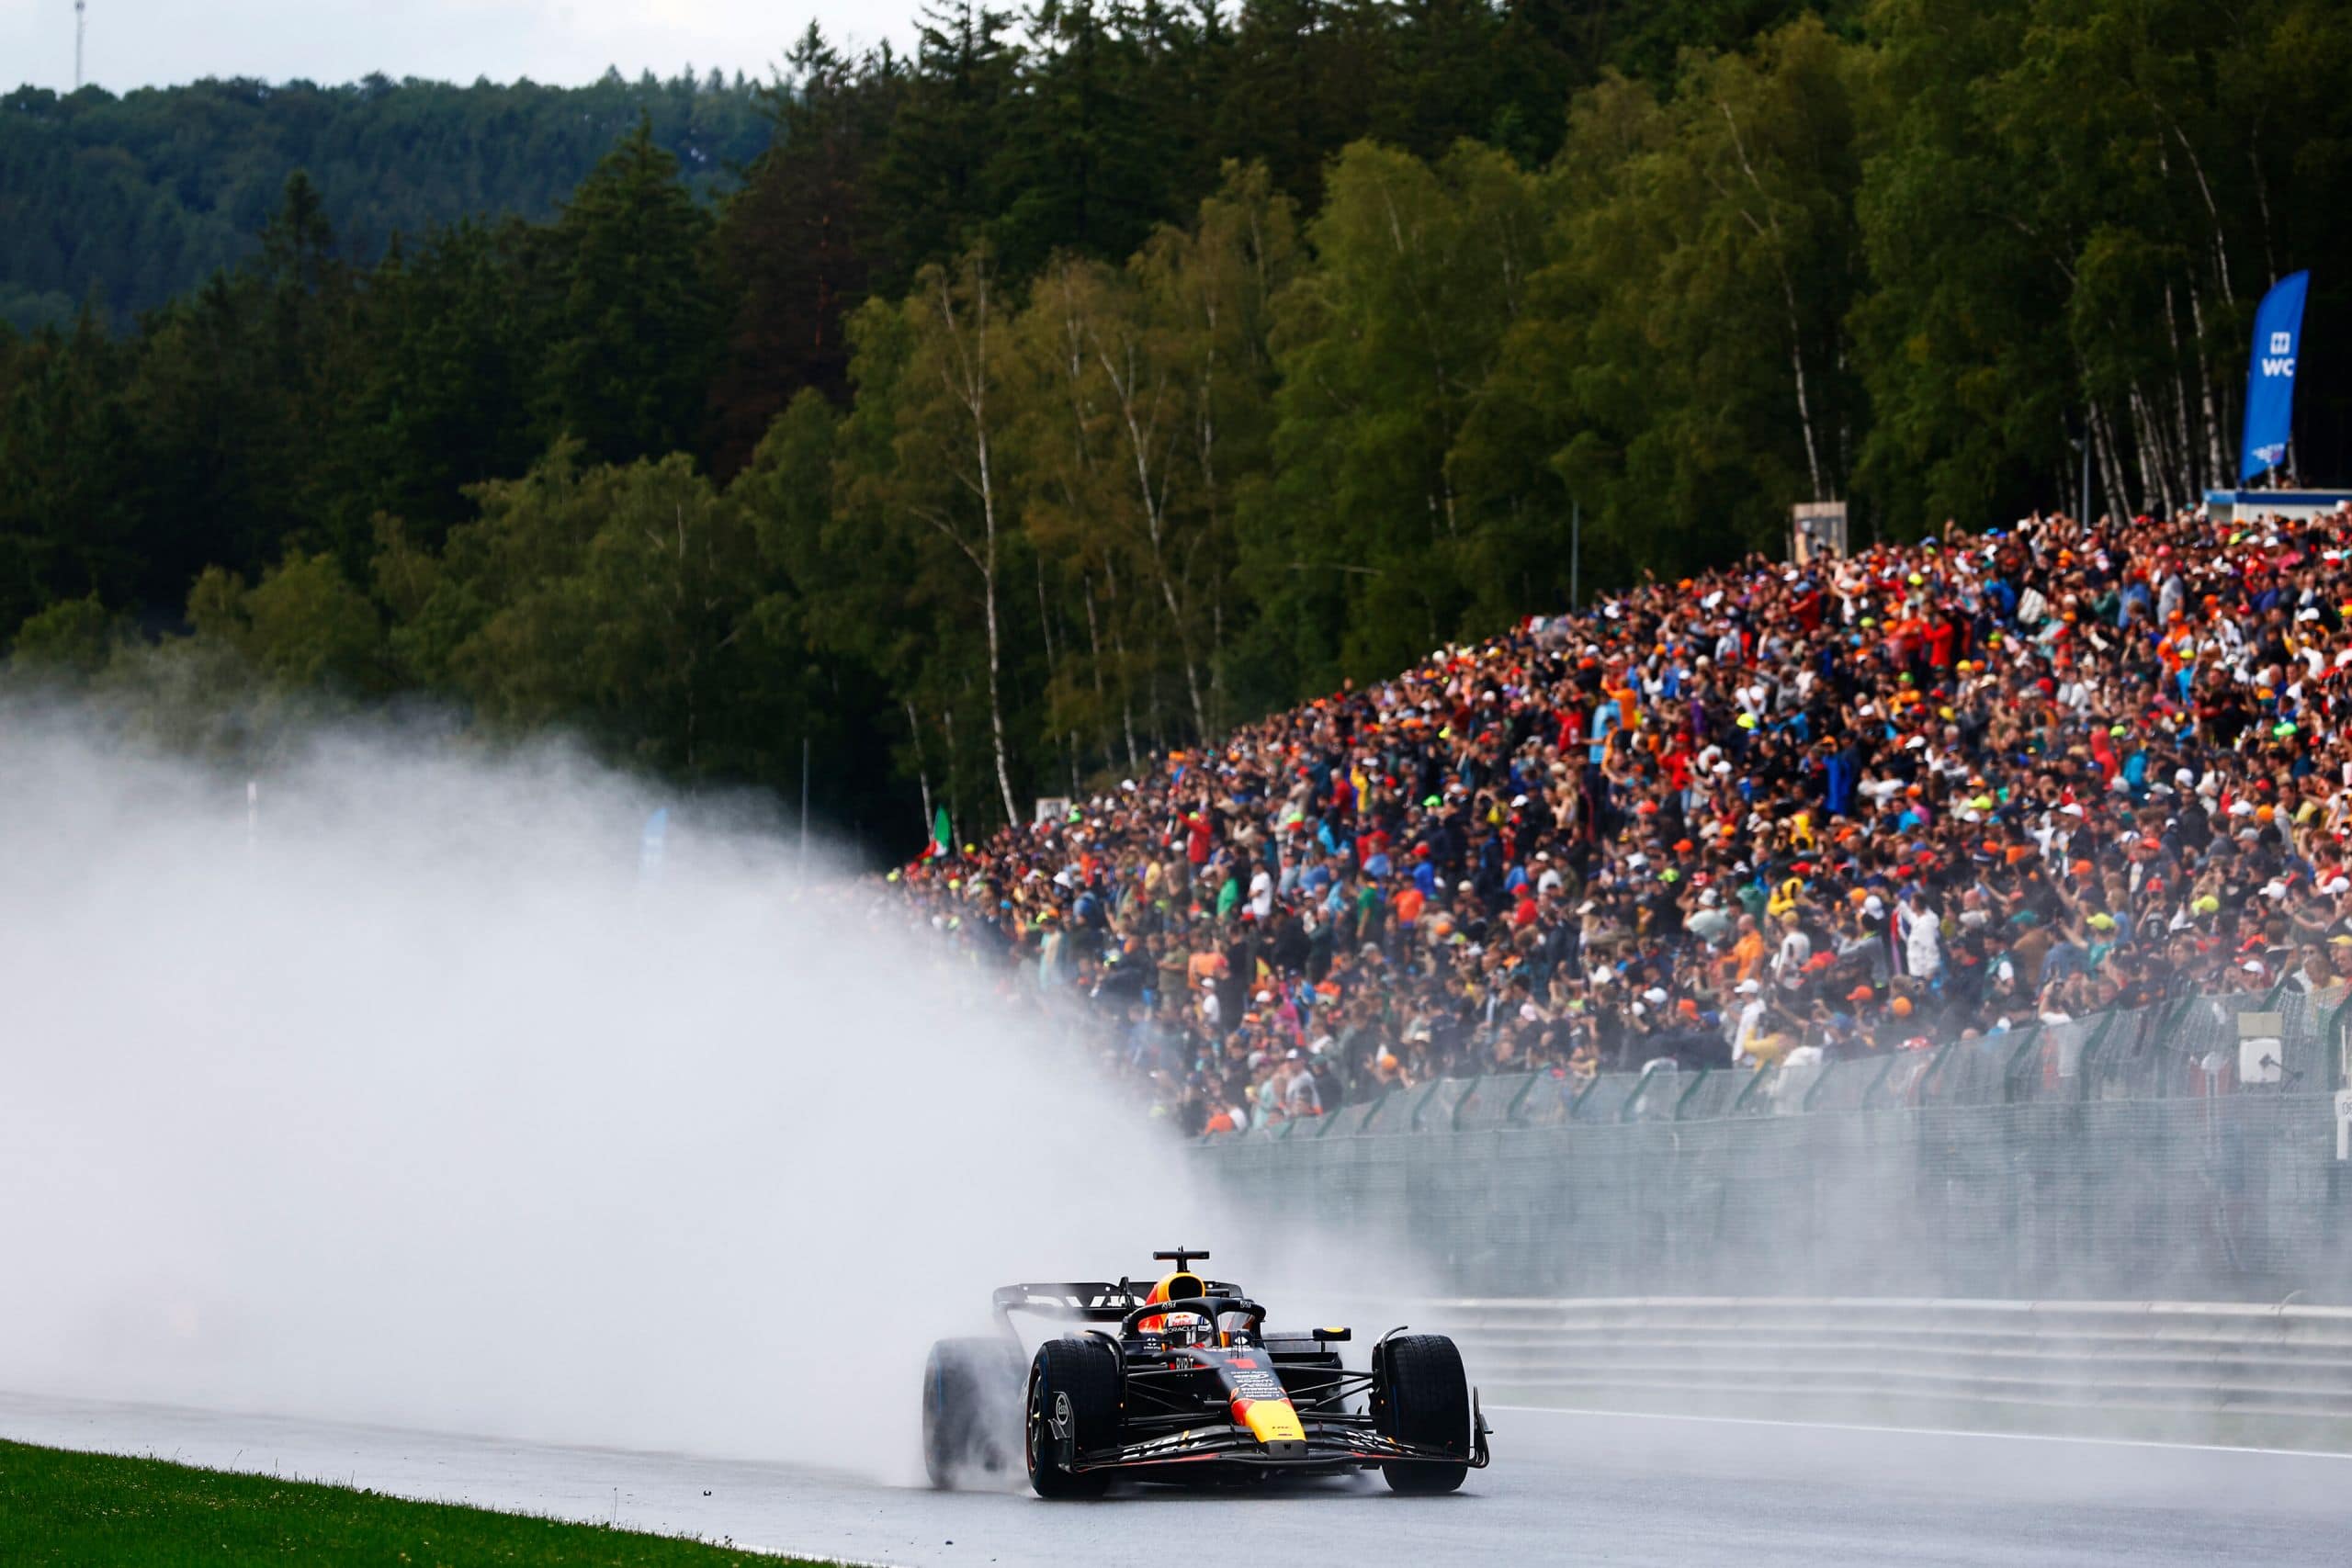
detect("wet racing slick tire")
[1372,1334,1471,1495]
[1024,1337,1120,1498]
[923,1337,1028,1489]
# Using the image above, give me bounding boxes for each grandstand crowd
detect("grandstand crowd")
[884,504,2352,1136]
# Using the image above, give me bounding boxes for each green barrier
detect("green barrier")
[1805,1053,1895,1113]
[1622,1066,1697,1122]
[1867,1048,1937,1110]
[1996,1016,2104,1104]
[1914,1038,1961,1104]
[2093,995,2197,1100]
[1566,1073,1604,1120]
[1620,1067,1657,1122]
[2001,1024,2042,1100]
[1573,1072,1645,1122]
[1699,1065,1768,1119]
[1797,1057,1840,1113]
[1314,1089,1369,1137]
[2050,1011,2115,1103]
[1674,1067,1719,1121]
[1450,1074,1486,1133]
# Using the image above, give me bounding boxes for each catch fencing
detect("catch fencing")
[1199,986,2352,1304]
[1422,1296,2352,1437]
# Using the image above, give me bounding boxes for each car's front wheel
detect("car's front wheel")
[1023,1337,1119,1498]
[1372,1333,1471,1495]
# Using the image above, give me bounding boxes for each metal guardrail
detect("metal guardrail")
[1426,1296,2352,1429]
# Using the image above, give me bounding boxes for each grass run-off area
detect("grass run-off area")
[0,1439,833,1566]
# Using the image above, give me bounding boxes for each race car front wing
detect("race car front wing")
[1055,1390,1495,1475]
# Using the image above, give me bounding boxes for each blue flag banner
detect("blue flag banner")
[2241,270,2311,483]
[640,807,671,879]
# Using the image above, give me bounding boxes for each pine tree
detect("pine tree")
[543,118,718,468]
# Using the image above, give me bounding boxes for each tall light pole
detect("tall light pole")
[74,2,88,91]
[1569,499,1581,612]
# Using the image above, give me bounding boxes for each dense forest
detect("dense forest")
[0,70,772,333]
[3,0,2349,852]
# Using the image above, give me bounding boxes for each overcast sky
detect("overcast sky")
[2,1,921,94]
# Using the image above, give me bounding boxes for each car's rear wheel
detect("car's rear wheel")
[1372,1334,1471,1495]
[1023,1337,1119,1498]
[922,1337,1027,1489]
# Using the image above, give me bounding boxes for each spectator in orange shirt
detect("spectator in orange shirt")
[1729,914,1767,984]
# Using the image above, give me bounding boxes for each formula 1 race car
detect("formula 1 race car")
[922,1247,1492,1497]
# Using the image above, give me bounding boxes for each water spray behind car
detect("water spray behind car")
[0,700,1434,1483]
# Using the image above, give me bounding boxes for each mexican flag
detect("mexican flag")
[922,807,953,861]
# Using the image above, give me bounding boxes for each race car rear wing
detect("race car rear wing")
[991,1280,1243,1330]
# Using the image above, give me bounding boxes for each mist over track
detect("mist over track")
[0,711,1389,1480]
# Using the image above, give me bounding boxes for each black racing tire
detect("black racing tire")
[1023,1337,1120,1499]
[1372,1334,1471,1495]
[922,1337,1027,1489]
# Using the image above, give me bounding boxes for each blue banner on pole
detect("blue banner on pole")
[640,807,670,880]
[2241,270,2310,483]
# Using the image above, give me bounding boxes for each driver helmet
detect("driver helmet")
[1138,1269,1212,1343]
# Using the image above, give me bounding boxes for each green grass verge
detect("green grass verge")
[0,1439,836,1566]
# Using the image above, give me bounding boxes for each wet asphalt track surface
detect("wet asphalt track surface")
[6,1391,2350,1565]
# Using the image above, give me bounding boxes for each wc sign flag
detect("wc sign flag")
[2241,270,2310,484]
